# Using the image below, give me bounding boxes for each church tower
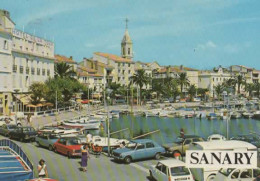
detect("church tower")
[121,18,133,60]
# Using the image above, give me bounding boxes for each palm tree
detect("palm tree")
[131,69,150,105]
[187,84,196,102]
[197,88,209,101]
[109,82,122,101]
[214,84,223,100]
[235,75,245,94]
[177,73,190,97]
[245,83,255,98]
[254,82,260,98]
[222,78,236,94]
[55,62,76,78]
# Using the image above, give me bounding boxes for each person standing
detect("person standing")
[81,145,90,172]
[86,131,92,143]
[37,159,48,178]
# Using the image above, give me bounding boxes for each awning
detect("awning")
[13,94,31,105]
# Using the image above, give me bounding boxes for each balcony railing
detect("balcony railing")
[12,65,17,73]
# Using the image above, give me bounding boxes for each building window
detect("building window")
[37,68,41,75]
[47,69,50,76]
[128,48,130,55]
[12,65,17,73]
[20,66,24,74]
[122,70,125,74]
[213,78,214,82]
[118,77,120,82]
[31,68,35,75]
[42,69,45,76]
[3,40,8,50]
[128,70,131,74]
[128,63,131,67]
[26,67,30,74]
[20,46,22,50]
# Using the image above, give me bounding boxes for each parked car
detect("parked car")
[0,124,17,137]
[149,159,195,181]
[53,137,82,158]
[35,133,60,151]
[162,135,204,156]
[214,168,260,181]
[9,126,37,142]
[0,116,21,126]
[112,139,165,164]
[230,134,260,147]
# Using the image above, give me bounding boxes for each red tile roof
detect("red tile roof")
[94,52,133,63]
[55,54,77,64]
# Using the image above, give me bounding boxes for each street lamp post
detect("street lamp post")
[55,90,58,112]
[14,89,19,125]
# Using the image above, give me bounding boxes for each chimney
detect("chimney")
[69,56,73,60]
[180,65,183,70]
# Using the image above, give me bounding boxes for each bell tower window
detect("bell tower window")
[128,48,130,55]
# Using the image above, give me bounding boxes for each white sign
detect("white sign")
[186,150,257,169]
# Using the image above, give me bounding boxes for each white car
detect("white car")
[207,134,226,141]
[0,116,21,127]
[149,159,194,181]
[214,168,260,181]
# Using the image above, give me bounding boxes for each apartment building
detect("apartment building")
[198,67,231,97]
[0,10,55,115]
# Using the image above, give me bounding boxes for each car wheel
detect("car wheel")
[48,145,53,151]
[53,147,57,153]
[155,153,161,160]
[124,156,132,164]
[206,174,216,181]
[149,170,155,181]
[67,152,71,159]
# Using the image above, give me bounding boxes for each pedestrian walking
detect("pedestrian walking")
[81,144,90,172]
[27,114,31,125]
[37,159,48,178]
[86,131,92,143]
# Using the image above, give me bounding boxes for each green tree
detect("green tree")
[177,73,190,97]
[235,75,245,94]
[197,88,209,101]
[214,84,223,100]
[188,84,196,102]
[55,62,76,78]
[45,77,85,107]
[254,82,260,98]
[131,69,150,104]
[29,82,48,105]
[245,83,255,98]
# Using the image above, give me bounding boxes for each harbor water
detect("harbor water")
[110,115,260,144]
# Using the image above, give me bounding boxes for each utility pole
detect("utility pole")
[104,78,111,157]
[55,90,58,112]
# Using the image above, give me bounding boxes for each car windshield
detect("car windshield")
[171,166,190,176]
[67,139,81,145]
[126,142,137,150]
[175,137,184,144]
[49,135,59,139]
[219,168,235,176]
[7,125,17,129]
[23,127,35,132]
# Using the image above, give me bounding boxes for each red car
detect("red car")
[53,137,82,158]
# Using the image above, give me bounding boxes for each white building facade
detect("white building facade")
[0,10,55,115]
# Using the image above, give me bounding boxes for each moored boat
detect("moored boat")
[0,139,34,181]
[242,112,254,119]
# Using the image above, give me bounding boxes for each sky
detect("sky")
[1,0,260,69]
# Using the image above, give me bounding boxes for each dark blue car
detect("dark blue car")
[112,139,165,164]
